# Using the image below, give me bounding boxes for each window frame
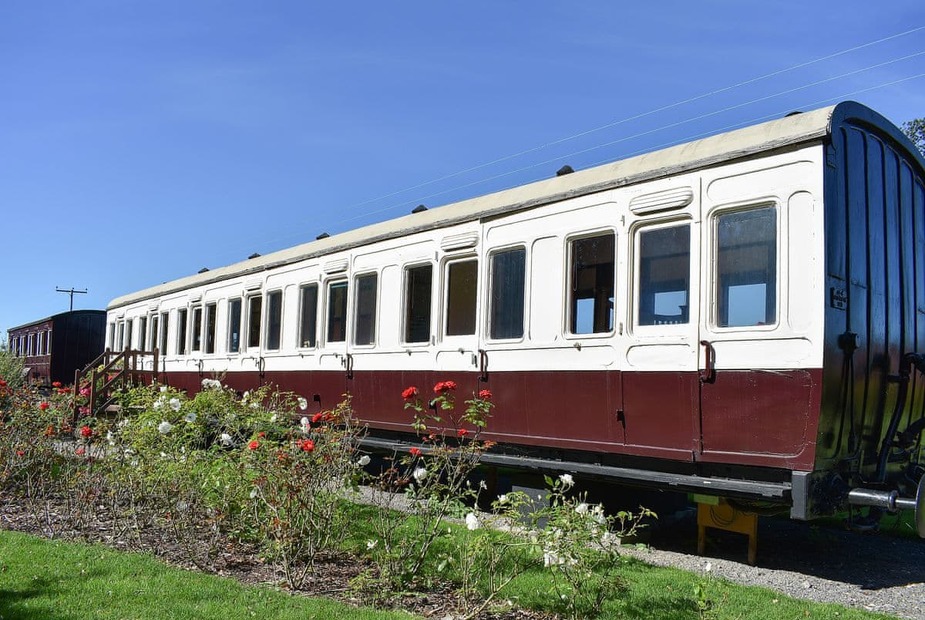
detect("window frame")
[176,308,189,355]
[227,297,243,354]
[631,218,693,332]
[149,314,159,351]
[246,294,263,351]
[402,262,434,346]
[158,311,169,356]
[564,229,617,339]
[324,278,349,345]
[138,316,148,351]
[352,271,379,348]
[442,256,479,339]
[191,305,203,352]
[297,283,319,349]
[486,245,527,343]
[264,289,284,352]
[204,302,218,354]
[710,202,780,331]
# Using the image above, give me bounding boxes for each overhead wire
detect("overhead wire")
[332,56,925,227]
[329,25,925,215]
[231,26,925,258]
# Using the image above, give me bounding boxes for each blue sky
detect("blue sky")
[1,1,923,336]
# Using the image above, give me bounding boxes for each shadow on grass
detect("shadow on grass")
[0,577,69,620]
[614,595,700,620]
[0,564,108,620]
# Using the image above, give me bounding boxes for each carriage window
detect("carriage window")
[204,303,217,353]
[715,207,777,327]
[445,259,478,336]
[177,309,188,354]
[227,298,242,353]
[138,317,147,351]
[191,306,203,352]
[125,321,134,351]
[299,284,318,348]
[159,312,169,355]
[569,233,615,334]
[327,281,348,343]
[247,295,262,349]
[150,315,159,351]
[490,248,526,340]
[404,264,432,343]
[266,291,283,351]
[637,224,690,326]
[354,274,378,346]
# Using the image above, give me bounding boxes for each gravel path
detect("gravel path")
[622,511,925,619]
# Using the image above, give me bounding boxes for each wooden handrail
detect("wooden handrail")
[74,348,160,420]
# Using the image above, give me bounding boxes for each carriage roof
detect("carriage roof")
[110,102,900,310]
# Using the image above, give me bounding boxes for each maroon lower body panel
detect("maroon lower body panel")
[162,367,822,472]
[699,369,822,470]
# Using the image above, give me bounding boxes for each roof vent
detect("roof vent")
[197,267,210,274]
[556,165,574,177]
[248,253,261,259]
[412,204,428,214]
[316,232,330,240]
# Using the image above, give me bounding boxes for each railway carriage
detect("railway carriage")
[107,101,925,534]
[8,310,106,386]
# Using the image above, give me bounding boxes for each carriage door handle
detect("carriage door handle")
[345,353,354,380]
[478,349,489,382]
[699,340,716,384]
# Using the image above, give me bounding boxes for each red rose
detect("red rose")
[409,447,422,457]
[248,440,260,451]
[39,402,50,411]
[312,412,324,423]
[257,431,266,438]
[478,389,492,400]
[16,450,24,457]
[434,380,457,394]
[79,425,93,439]
[457,428,469,437]
[75,447,86,456]
[298,439,315,452]
[52,381,62,388]
[0,379,7,387]
[402,386,419,400]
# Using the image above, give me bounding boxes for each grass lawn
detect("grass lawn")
[338,502,899,620]
[0,525,904,620]
[0,530,413,620]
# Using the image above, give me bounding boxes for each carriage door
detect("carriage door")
[698,155,821,465]
[620,184,701,461]
[435,233,483,391]
[317,259,350,408]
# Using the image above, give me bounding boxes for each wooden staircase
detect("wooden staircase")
[74,348,159,419]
